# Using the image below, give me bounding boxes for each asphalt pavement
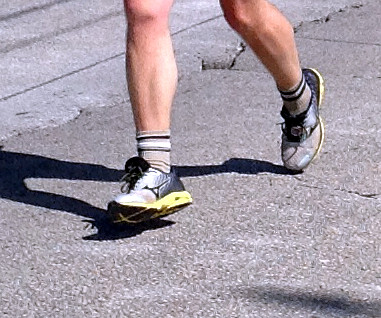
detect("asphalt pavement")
[0,0,380,317]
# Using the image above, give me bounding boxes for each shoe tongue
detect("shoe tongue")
[133,168,162,191]
[144,168,162,181]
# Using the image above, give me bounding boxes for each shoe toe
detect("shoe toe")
[114,190,156,205]
[282,148,312,171]
[282,122,323,171]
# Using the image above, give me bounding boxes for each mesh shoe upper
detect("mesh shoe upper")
[113,157,185,205]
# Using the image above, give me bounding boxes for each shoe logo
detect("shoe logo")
[145,178,170,198]
[291,126,303,136]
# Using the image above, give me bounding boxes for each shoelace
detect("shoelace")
[281,116,309,142]
[120,165,144,193]
[120,167,164,194]
[280,69,320,142]
[280,102,318,143]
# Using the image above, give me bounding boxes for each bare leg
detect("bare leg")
[220,0,301,90]
[124,0,176,131]
[220,0,325,172]
[108,0,189,213]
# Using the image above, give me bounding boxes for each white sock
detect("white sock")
[136,130,171,173]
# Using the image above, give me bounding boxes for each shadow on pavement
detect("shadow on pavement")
[0,148,296,240]
[239,286,381,316]
[82,218,176,241]
[175,158,298,177]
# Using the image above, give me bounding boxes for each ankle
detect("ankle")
[279,72,311,116]
[136,130,171,173]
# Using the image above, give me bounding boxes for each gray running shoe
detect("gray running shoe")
[107,157,192,223]
[281,68,325,171]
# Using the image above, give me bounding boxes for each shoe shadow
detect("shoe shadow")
[82,218,176,241]
[0,147,297,240]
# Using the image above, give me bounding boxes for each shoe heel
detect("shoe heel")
[309,68,325,108]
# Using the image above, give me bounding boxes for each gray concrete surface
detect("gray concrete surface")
[0,0,364,140]
[0,0,380,317]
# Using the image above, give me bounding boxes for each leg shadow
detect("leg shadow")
[175,157,299,177]
[0,148,298,240]
[239,286,381,316]
[0,149,175,240]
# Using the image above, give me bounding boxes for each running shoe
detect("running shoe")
[107,157,192,223]
[281,68,325,171]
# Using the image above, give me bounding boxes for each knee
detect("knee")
[220,0,263,32]
[124,0,171,26]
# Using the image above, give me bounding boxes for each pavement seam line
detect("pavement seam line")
[0,52,124,102]
[171,14,223,36]
[1,4,373,102]
[8,3,370,101]
[295,36,381,47]
[1,15,224,102]
[297,182,380,200]
[0,0,75,22]
[2,12,219,55]
[1,10,124,54]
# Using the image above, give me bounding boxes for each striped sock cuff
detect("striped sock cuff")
[136,130,171,173]
[279,74,306,102]
[279,72,311,115]
[136,130,171,153]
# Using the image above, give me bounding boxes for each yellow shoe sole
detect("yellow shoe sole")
[108,191,193,224]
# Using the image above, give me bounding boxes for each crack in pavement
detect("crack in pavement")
[294,3,364,33]
[198,4,369,71]
[201,41,246,71]
[297,182,380,200]
[293,4,380,47]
